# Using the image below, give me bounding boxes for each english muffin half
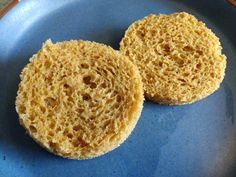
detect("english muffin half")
[120,12,226,105]
[16,40,144,159]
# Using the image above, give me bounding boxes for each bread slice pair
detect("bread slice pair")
[15,12,226,159]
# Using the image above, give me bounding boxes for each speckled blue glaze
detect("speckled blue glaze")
[0,0,236,177]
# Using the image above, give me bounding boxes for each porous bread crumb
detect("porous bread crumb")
[15,40,144,159]
[120,12,226,105]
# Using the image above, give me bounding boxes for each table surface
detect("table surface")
[0,0,10,11]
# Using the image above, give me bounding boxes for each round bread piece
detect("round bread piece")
[120,12,226,105]
[15,40,143,159]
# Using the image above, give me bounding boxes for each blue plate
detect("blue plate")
[0,0,236,177]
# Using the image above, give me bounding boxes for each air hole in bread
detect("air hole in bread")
[77,108,84,113]
[49,121,56,129]
[177,78,186,83]
[30,100,37,106]
[80,63,89,69]
[101,83,106,88]
[44,60,51,69]
[150,29,157,36]
[196,63,202,69]
[192,76,197,81]
[90,83,97,89]
[158,62,163,67]
[64,84,70,89]
[56,127,61,132]
[173,56,184,66]
[82,94,91,101]
[48,131,54,137]
[29,116,35,121]
[89,116,95,121]
[77,137,88,148]
[163,44,170,53]
[196,50,203,55]
[18,105,26,114]
[72,141,79,147]
[83,76,91,85]
[44,97,57,108]
[183,72,190,77]
[29,125,37,133]
[40,106,46,113]
[73,125,80,131]
[49,141,58,150]
[183,46,193,52]
[136,30,145,38]
[116,95,122,102]
[67,133,73,139]
[111,103,119,109]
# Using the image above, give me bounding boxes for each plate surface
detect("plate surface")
[0,0,236,177]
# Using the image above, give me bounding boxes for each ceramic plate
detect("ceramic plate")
[0,0,236,176]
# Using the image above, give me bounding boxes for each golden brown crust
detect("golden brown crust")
[120,12,226,105]
[16,40,144,159]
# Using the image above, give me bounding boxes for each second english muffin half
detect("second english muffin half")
[16,40,144,159]
[120,12,226,105]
